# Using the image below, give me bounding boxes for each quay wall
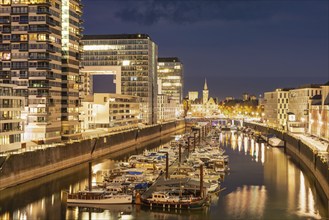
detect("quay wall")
[0,120,185,190]
[244,122,329,202]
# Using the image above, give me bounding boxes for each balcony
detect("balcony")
[29,27,51,33]
[28,84,50,89]
[36,8,50,14]
[0,104,23,108]
[0,128,23,134]
[36,64,50,70]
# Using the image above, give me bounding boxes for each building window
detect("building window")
[29,34,38,41]
[20,34,28,41]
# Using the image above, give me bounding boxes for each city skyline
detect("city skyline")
[84,0,329,100]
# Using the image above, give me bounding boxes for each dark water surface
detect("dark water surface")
[0,132,327,220]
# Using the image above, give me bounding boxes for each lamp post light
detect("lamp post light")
[301,117,305,134]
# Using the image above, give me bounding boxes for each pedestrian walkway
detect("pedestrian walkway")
[250,121,328,161]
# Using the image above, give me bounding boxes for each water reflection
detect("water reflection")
[221,131,326,219]
[296,171,321,219]
[226,185,267,219]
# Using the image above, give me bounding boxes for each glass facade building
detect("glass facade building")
[157,57,183,104]
[82,34,158,125]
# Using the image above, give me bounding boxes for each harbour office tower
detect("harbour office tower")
[82,34,158,125]
[0,0,83,143]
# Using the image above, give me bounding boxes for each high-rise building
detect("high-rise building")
[82,34,158,125]
[60,0,83,140]
[0,0,83,143]
[157,57,183,104]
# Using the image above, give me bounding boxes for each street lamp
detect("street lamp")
[301,117,305,133]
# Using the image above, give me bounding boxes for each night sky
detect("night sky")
[83,0,329,100]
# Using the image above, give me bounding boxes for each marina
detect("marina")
[0,125,327,219]
[66,123,227,210]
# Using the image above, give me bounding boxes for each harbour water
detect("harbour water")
[0,131,328,219]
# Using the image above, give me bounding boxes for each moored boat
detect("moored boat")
[67,191,132,205]
[268,137,285,147]
[142,191,207,209]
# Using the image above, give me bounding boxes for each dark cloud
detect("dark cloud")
[112,0,279,25]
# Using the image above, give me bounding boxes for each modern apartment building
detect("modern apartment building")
[0,83,24,152]
[157,94,176,123]
[157,57,183,104]
[288,84,321,130]
[82,34,158,125]
[0,0,83,143]
[80,93,140,132]
[264,88,290,129]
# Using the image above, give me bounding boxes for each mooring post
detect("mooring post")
[187,137,191,156]
[179,144,182,164]
[198,129,201,144]
[88,162,92,191]
[200,164,204,198]
[166,152,169,179]
[194,132,196,150]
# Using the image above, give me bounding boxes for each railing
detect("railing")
[0,104,23,108]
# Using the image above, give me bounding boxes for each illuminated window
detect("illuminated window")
[38,34,47,41]
[122,60,130,66]
[49,36,55,43]
[29,34,38,41]
[20,35,28,41]
[1,0,11,5]
[2,52,11,60]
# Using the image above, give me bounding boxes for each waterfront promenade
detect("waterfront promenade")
[0,120,185,190]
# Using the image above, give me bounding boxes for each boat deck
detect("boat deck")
[141,150,189,200]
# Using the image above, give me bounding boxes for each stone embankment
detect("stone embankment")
[245,122,329,204]
[0,120,185,190]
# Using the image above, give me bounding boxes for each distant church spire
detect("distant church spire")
[204,78,208,90]
[203,78,209,104]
